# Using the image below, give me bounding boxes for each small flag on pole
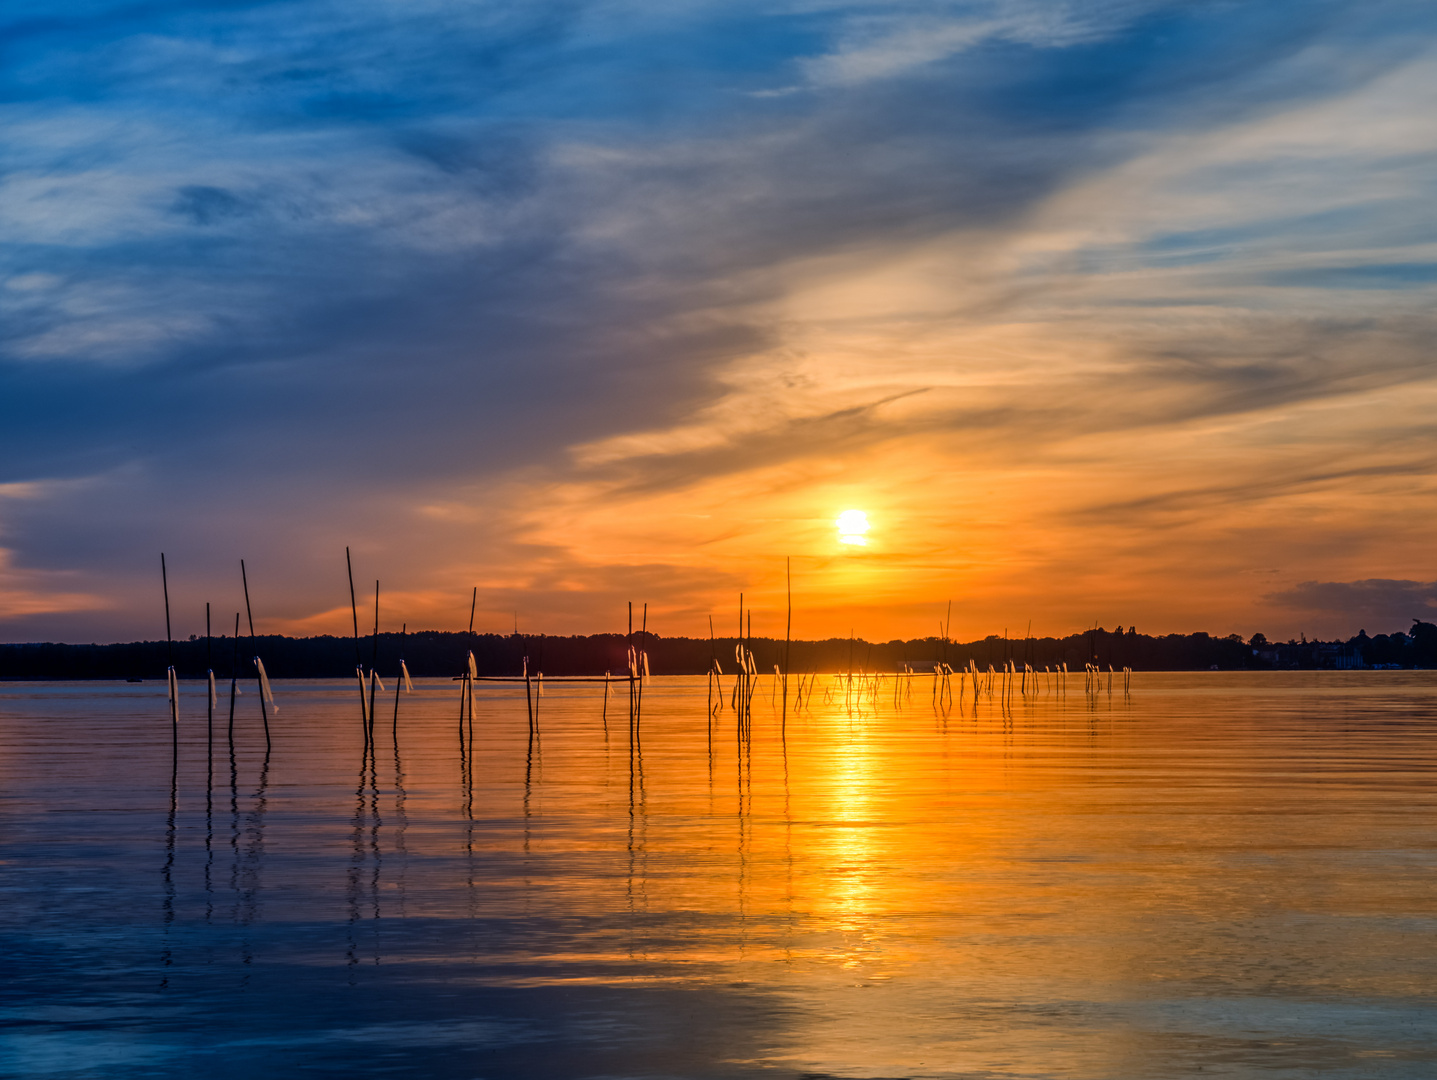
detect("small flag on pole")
[255,657,277,712]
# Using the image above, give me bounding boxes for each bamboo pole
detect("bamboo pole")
[783,558,791,737]
[526,655,534,734]
[458,662,468,755]
[346,548,367,747]
[241,559,270,751]
[626,601,634,745]
[737,594,744,737]
[466,588,476,749]
[227,612,240,748]
[368,580,379,744]
[744,609,754,728]
[205,602,214,757]
[942,600,951,671]
[393,623,406,741]
[161,554,178,755]
[635,602,647,743]
[206,601,213,793]
[708,615,717,720]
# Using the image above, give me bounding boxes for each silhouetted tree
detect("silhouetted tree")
[1410,621,1437,667]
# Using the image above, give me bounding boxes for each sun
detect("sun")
[837,509,870,546]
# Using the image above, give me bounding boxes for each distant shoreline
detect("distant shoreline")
[2,626,1426,679]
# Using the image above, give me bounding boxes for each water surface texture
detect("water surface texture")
[3,673,1436,1078]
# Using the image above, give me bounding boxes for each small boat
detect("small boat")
[126,677,143,683]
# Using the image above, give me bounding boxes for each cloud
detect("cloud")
[169,184,251,225]
[1266,580,1437,632]
[0,548,103,620]
[797,0,1170,87]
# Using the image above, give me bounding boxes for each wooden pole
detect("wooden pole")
[346,548,361,656]
[525,657,533,734]
[745,609,753,727]
[467,587,477,750]
[346,547,367,747]
[205,601,213,790]
[458,664,468,755]
[368,580,379,744]
[205,601,212,736]
[627,601,634,745]
[393,622,405,741]
[161,553,174,669]
[635,602,646,743]
[708,614,716,720]
[241,559,269,751]
[783,558,791,736]
[737,593,744,738]
[227,611,239,748]
[161,553,178,753]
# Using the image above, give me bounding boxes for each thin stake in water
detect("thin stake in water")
[626,602,634,746]
[634,602,647,744]
[160,553,178,755]
[368,580,380,744]
[346,547,368,747]
[206,601,213,794]
[393,622,407,742]
[467,589,476,750]
[227,612,240,750]
[241,559,271,751]
[783,557,791,737]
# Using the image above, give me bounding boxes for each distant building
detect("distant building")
[1334,647,1366,670]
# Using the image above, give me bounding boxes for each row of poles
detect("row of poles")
[160,549,409,765]
[706,558,797,746]
[818,657,1136,711]
[158,551,275,981]
[160,553,275,759]
[346,547,414,756]
[164,554,1132,758]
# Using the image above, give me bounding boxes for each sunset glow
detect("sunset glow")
[1,1,1434,646]
[836,510,870,546]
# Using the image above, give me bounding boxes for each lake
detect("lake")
[3,671,1436,1078]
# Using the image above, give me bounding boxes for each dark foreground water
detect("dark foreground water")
[3,672,1436,1078]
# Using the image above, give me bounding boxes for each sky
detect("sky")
[3,0,1437,645]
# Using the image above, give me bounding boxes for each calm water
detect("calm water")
[3,672,1436,1078]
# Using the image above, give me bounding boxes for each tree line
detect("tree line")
[5,622,1435,679]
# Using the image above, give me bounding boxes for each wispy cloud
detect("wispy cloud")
[797,0,1167,87]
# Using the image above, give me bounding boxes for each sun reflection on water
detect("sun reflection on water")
[813,716,890,974]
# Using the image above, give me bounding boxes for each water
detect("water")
[3,672,1437,1078]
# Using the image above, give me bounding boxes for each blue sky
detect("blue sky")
[3,0,1436,643]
